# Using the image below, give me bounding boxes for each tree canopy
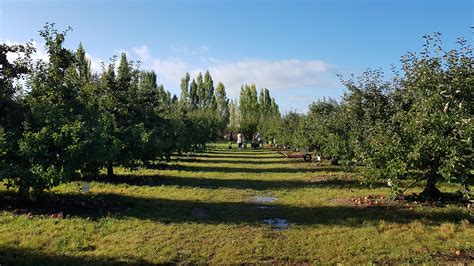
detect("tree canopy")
[0,26,471,200]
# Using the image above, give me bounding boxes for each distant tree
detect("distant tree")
[277,112,304,148]
[189,78,198,109]
[228,99,240,133]
[258,88,280,142]
[76,42,91,83]
[215,82,230,131]
[180,72,190,105]
[203,70,216,109]
[196,72,204,108]
[239,84,260,137]
[136,70,175,163]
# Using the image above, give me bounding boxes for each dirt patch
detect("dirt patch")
[333,195,389,208]
[434,249,474,264]
[334,193,473,209]
[307,174,361,183]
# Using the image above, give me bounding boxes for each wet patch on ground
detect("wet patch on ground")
[263,218,289,230]
[253,196,277,204]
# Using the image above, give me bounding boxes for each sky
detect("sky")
[1,0,472,112]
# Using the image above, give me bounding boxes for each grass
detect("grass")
[0,143,472,264]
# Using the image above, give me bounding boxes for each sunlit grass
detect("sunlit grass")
[0,143,472,264]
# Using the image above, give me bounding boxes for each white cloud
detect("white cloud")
[3,40,341,111]
[206,59,336,97]
[85,52,104,74]
[131,44,339,98]
[3,40,49,63]
[128,45,339,97]
[132,45,190,89]
[132,45,150,60]
[4,40,340,105]
[4,40,105,74]
[112,48,128,57]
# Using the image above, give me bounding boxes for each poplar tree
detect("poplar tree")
[180,72,190,104]
[189,79,198,109]
[76,42,91,83]
[215,82,230,131]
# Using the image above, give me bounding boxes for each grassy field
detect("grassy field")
[0,143,472,264]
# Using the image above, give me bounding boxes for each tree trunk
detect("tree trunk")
[17,186,29,200]
[420,174,441,200]
[107,162,114,178]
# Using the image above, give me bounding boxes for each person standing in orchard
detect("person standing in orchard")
[256,131,263,147]
[237,132,243,150]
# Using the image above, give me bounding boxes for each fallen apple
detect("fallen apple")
[454,250,461,256]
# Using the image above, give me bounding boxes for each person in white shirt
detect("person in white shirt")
[237,132,243,150]
[256,131,262,147]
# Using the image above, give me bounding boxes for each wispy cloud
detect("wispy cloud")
[4,40,49,63]
[4,40,341,111]
[131,44,339,98]
[85,52,104,74]
[205,59,336,97]
[132,45,190,88]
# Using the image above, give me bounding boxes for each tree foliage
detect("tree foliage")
[291,33,473,197]
[1,25,470,200]
[237,84,280,140]
[0,24,232,197]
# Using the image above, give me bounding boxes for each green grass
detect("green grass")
[1,143,472,264]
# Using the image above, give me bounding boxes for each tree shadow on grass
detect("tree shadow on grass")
[0,246,154,265]
[175,158,311,165]
[1,191,471,226]
[191,154,281,159]
[87,174,385,190]
[173,164,341,174]
[206,150,276,154]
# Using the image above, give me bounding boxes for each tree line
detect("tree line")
[1,25,472,200]
[0,24,239,197]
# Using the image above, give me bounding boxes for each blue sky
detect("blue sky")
[1,0,472,112]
